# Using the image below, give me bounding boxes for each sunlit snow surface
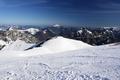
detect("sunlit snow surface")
[0,37,120,80]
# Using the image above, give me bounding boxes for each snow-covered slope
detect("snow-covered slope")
[0,37,120,80]
[0,44,119,80]
[2,39,34,51]
[28,36,92,54]
[1,36,91,55]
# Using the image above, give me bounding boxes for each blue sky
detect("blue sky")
[0,0,120,26]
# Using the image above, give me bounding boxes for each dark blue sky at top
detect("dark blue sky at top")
[0,0,120,26]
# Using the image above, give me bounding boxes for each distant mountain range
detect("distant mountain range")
[0,24,120,50]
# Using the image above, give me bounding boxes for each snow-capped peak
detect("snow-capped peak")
[8,26,15,31]
[25,28,39,35]
[53,24,61,27]
[77,29,92,34]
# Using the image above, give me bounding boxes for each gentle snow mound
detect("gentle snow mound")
[28,36,92,54]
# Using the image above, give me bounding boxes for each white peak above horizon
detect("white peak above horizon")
[53,24,61,27]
